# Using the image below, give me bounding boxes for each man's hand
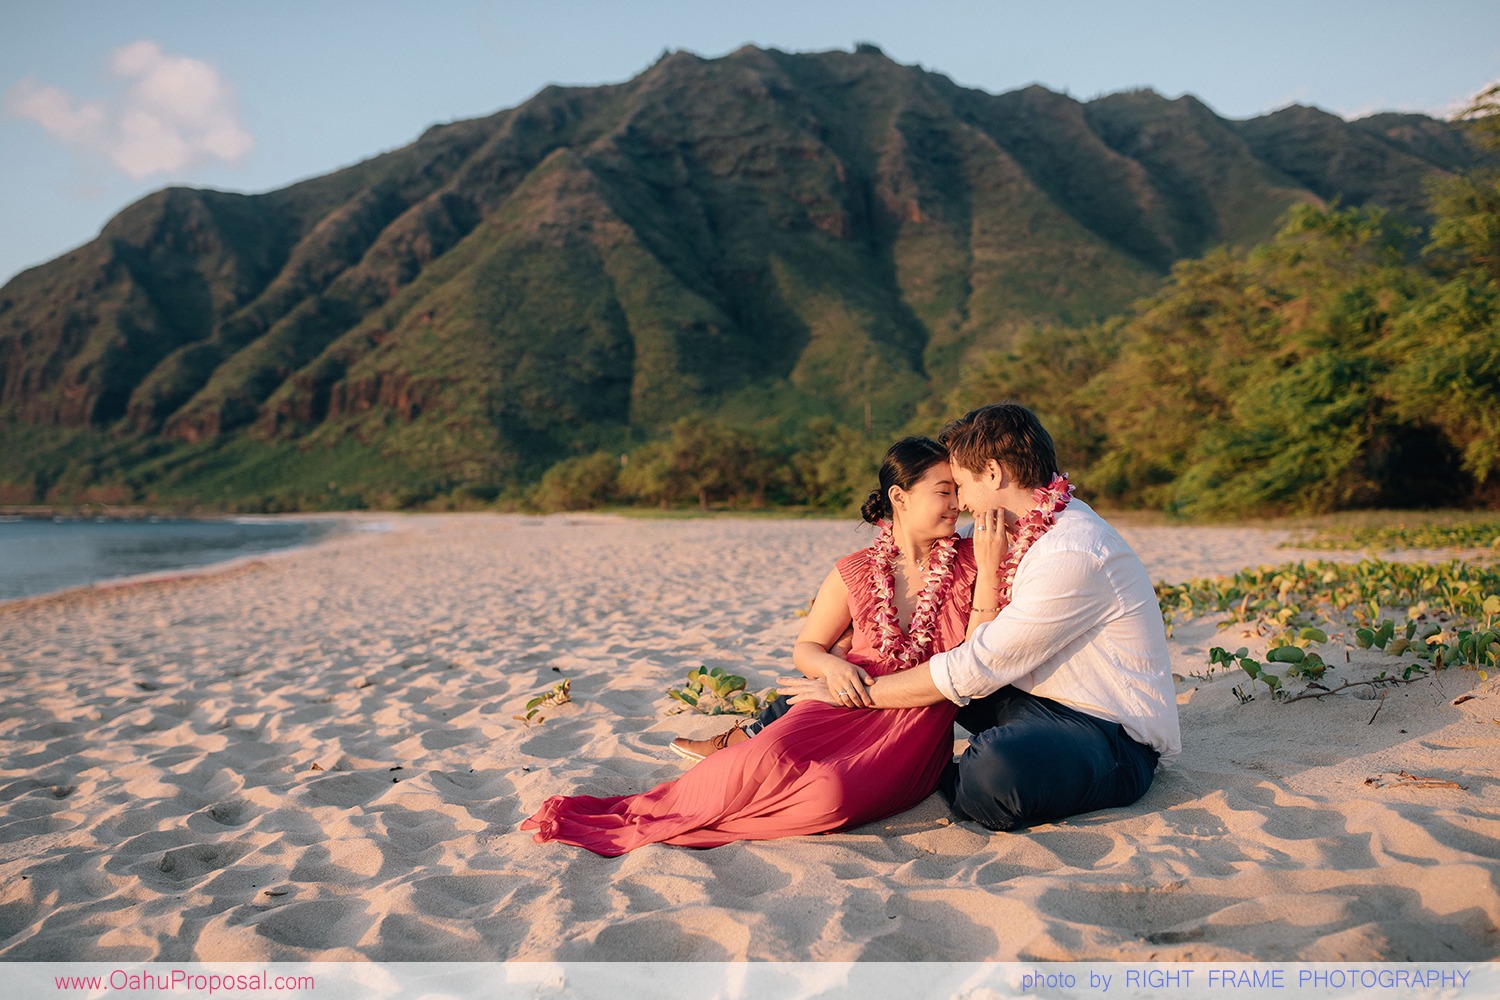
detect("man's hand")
[783,663,949,710]
[778,675,852,708]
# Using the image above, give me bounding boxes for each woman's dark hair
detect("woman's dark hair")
[860,436,950,525]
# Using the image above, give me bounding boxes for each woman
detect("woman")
[522,437,1004,856]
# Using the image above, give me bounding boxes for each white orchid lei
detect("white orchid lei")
[868,524,961,670]
[994,472,1074,610]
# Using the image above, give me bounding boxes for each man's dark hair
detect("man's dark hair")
[938,403,1058,489]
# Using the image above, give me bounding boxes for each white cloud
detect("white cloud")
[4,80,107,142]
[3,39,253,179]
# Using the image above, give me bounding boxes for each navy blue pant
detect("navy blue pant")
[945,687,1159,831]
[750,687,1158,831]
[744,695,790,737]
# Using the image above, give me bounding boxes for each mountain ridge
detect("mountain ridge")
[0,45,1479,507]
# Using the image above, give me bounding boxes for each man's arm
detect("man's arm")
[783,548,1115,710]
[778,661,946,708]
[866,664,946,706]
[932,548,1114,702]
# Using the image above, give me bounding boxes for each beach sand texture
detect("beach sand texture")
[1,514,1496,962]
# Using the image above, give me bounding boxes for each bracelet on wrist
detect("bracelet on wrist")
[971,605,998,614]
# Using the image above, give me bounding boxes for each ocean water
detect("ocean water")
[0,517,339,602]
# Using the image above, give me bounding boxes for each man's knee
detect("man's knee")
[946,727,1055,831]
[954,687,1022,737]
[949,708,1129,830]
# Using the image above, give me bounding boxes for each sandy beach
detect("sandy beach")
[0,513,1496,962]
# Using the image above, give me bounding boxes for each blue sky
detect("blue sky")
[2,0,1497,286]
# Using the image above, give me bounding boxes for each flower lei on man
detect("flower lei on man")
[994,472,1074,610]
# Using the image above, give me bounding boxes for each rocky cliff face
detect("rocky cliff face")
[0,45,1476,499]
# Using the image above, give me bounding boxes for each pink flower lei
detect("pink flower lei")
[868,523,961,670]
[995,472,1074,610]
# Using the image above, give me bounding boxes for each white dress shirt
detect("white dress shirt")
[929,500,1181,764]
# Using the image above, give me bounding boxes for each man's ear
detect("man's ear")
[984,459,1007,487]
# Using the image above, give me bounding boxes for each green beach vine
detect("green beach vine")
[1159,557,1500,702]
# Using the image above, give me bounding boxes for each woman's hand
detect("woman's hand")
[971,507,1007,576]
[966,507,1006,637]
[819,661,874,708]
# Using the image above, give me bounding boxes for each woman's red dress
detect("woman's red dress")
[522,540,976,856]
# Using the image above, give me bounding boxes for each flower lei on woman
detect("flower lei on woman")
[866,472,1074,667]
[869,523,961,669]
[994,472,1074,610]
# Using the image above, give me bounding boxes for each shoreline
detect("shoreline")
[0,513,373,608]
[0,514,1496,961]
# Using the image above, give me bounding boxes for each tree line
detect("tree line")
[530,90,1500,518]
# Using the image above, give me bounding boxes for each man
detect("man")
[675,403,1179,831]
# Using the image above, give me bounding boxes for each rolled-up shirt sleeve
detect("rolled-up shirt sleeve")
[928,548,1116,703]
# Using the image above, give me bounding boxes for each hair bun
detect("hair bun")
[861,436,947,527]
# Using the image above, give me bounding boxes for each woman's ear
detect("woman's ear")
[888,484,905,511]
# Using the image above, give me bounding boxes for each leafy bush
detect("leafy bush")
[617,418,788,510]
[531,451,621,511]
[666,666,777,716]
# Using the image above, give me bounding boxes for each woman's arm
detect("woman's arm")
[779,660,945,708]
[965,509,1006,639]
[782,519,1008,709]
[791,567,876,707]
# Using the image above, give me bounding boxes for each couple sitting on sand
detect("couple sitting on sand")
[524,403,1181,856]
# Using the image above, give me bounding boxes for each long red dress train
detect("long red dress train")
[522,540,977,856]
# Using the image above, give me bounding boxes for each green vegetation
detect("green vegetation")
[1078,202,1499,515]
[1208,626,1332,698]
[522,417,883,513]
[1158,557,1500,630]
[1,55,1495,517]
[666,666,777,716]
[930,171,1498,517]
[1160,556,1500,701]
[1289,519,1500,551]
[515,677,571,725]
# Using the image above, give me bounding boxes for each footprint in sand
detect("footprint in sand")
[0,776,71,803]
[250,898,376,951]
[156,842,250,883]
[0,880,48,945]
[577,918,735,961]
[299,772,391,810]
[204,800,250,826]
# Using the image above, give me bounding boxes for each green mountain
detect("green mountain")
[0,45,1478,508]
